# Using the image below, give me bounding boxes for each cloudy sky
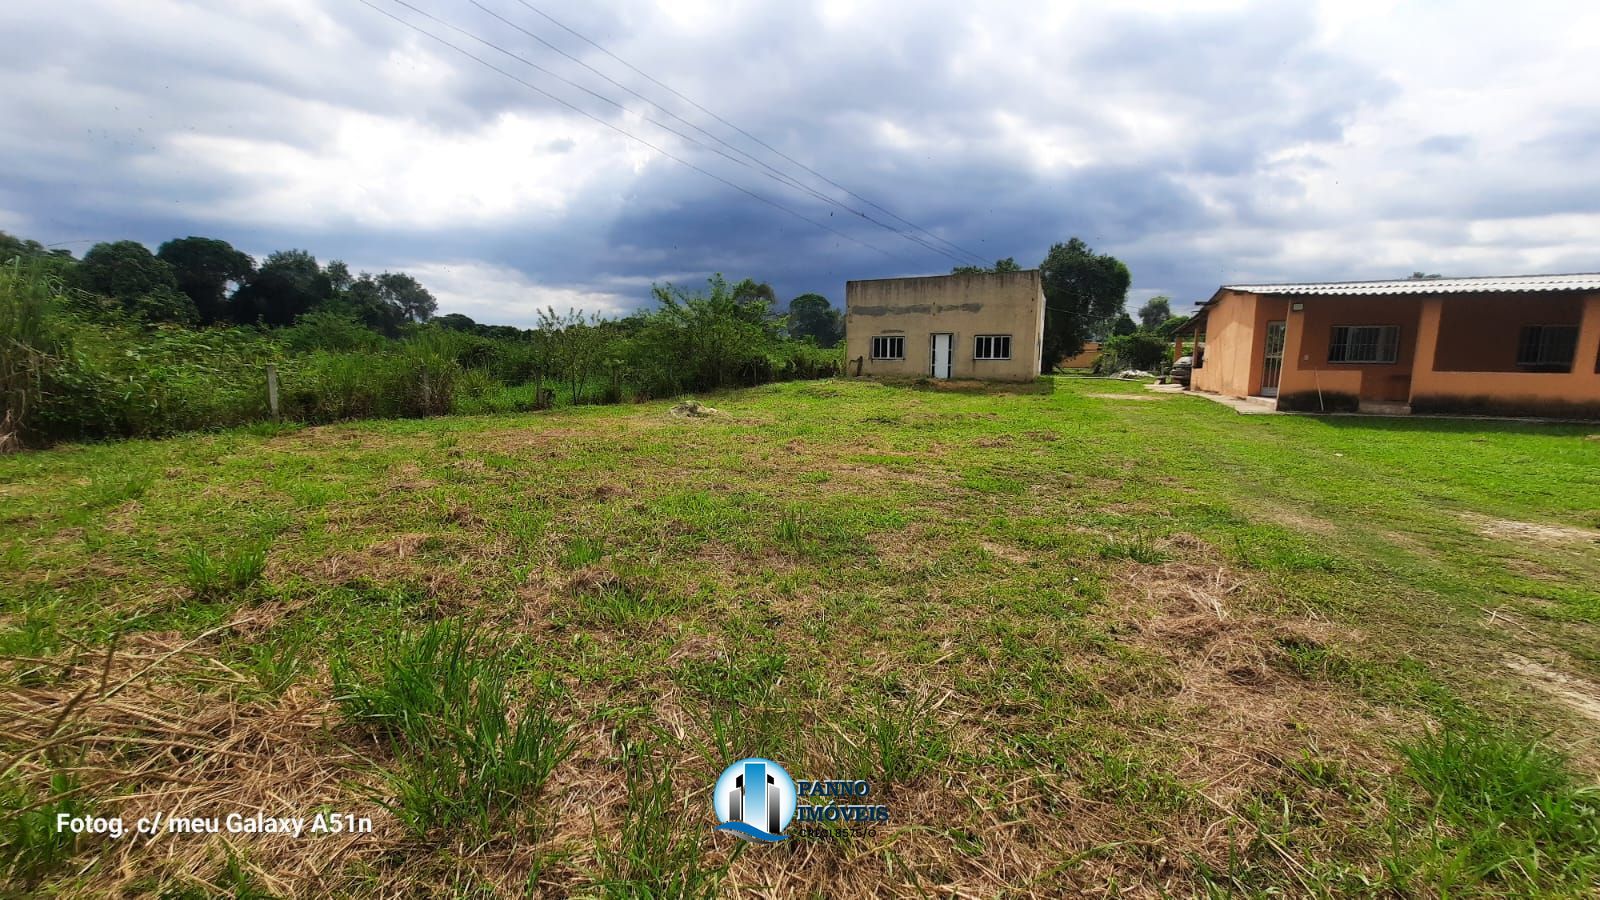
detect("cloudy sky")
[3,0,1597,325]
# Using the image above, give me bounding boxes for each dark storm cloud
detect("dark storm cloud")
[1,0,1595,323]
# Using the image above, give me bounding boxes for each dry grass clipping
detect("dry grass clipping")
[1,622,390,897]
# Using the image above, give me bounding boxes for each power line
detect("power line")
[506,0,992,267]
[355,0,905,262]
[382,0,970,266]
[466,0,983,266]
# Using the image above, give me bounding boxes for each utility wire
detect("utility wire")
[356,0,905,262]
[507,0,992,267]
[383,0,969,265]
[472,0,988,266]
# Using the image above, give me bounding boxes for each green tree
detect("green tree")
[435,313,478,332]
[156,236,254,324]
[75,240,198,324]
[1038,238,1130,371]
[376,272,437,323]
[786,293,842,347]
[0,231,74,264]
[230,249,330,326]
[1137,295,1172,330]
[951,257,1021,275]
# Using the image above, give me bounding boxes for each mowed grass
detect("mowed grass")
[2,377,1599,896]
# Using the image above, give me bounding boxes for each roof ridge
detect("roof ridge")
[1224,271,1600,289]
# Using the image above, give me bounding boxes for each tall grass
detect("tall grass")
[0,258,63,450]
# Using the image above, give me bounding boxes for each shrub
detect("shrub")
[1094,331,1171,374]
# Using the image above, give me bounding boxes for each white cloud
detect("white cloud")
[393,259,632,326]
[2,0,1598,318]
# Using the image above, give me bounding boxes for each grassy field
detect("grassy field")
[3,376,1599,897]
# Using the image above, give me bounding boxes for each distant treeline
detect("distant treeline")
[0,231,843,449]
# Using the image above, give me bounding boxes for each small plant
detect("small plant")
[245,642,303,697]
[573,585,683,629]
[182,543,267,598]
[776,508,806,554]
[837,693,948,784]
[182,547,224,596]
[595,748,735,899]
[562,536,605,568]
[1097,531,1168,564]
[0,772,90,885]
[225,544,267,590]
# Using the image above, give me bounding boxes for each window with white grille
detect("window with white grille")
[974,335,1012,360]
[1328,325,1399,363]
[870,335,905,360]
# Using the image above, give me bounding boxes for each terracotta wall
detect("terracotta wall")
[1279,296,1421,402]
[1058,342,1101,369]
[1411,293,1600,412]
[1190,291,1257,396]
[1432,293,1585,372]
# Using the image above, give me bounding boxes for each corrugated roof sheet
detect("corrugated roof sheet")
[1222,272,1600,296]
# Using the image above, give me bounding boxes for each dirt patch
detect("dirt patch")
[979,540,1031,563]
[1118,560,1400,809]
[1504,655,1600,728]
[1472,515,1600,545]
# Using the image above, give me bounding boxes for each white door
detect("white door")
[931,333,952,378]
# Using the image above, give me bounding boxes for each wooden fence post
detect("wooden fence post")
[266,364,280,422]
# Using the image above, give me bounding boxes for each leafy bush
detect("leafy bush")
[1094,331,1171,374]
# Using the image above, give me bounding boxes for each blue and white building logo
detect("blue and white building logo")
[712,757,797,843]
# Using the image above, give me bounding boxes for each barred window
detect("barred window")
[1328,325,1399,363]
[870,335,905,360]
[974,334,1012,360]
[1516,325,1578,371]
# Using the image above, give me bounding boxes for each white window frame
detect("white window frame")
[870,335,905,360]
[1328,325,1399,364]
[973,334,1012,360]
[1516,324,1578,370]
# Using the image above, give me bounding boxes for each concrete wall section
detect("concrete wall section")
[844,270,1044,381]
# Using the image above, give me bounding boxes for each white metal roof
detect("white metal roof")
[1221,272,1600,296]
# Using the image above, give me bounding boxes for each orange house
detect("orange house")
[1174,274,1600,418]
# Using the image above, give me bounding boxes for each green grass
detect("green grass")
[3,376,1599,895]
[333,620,575,837]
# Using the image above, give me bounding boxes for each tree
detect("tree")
[324,260,354,294]
[951,257,1021,275]
[1137,295,1172,330]
[376,272,437,322]
[229,249,330,326]
[75,240,198,324]
[0,231,74,264]
[1408,271,1441,280]
[787,293,842,347]
[1111,313,1137,336]
[435,313,478,331]
[1038,238,1130,371]
[1156,314,1190,338]
[156,236,254,324]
